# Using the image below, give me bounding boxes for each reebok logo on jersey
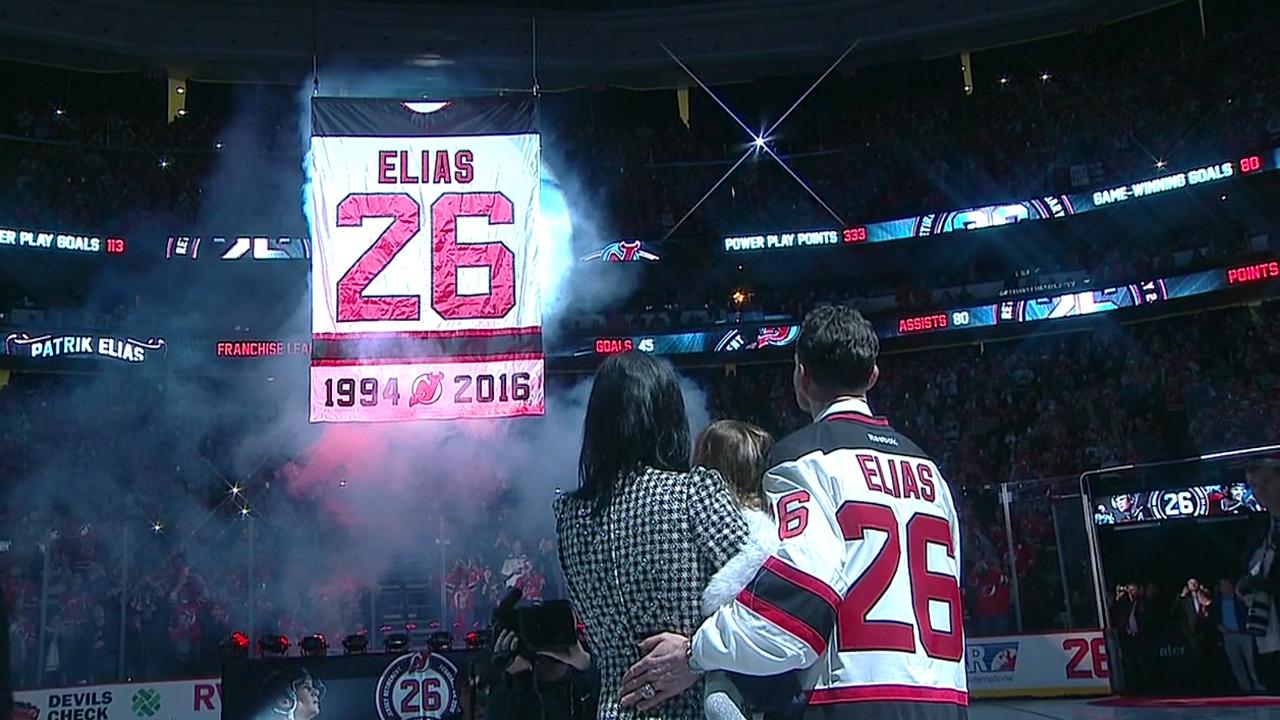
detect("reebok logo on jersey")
[867,433,899,446]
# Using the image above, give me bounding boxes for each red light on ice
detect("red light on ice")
[1226,261,1280,285]
[1240,155,1263,174]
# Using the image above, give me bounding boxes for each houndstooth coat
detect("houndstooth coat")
[555,465,749,720]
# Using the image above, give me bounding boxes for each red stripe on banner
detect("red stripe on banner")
[312,352,544,366]
[824,412,891,427]
[735,589,827,655]
[313,327,541,341]
[808,685,969,707]
[762,557,841,609]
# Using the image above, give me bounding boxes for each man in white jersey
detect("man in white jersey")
[621,305,968,720]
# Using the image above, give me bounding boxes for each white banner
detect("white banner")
[965,630,1111,698]
[14,678,222,720]
[307,99,544,423]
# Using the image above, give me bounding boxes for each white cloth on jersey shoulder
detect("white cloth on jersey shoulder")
[703,509,780,615]
[704,508,778,720]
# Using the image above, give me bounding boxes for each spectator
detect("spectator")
[971,561,1015,636]
[1242,459,1280,687]
[1213,577,1265,693]
[501,541,530,589]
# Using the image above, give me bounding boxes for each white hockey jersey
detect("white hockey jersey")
[691,398,968,720]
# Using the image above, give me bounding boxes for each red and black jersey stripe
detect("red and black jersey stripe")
[736,557,839,654]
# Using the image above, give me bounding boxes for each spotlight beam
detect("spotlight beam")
[661,41,857,236]
[761,144,846,226]
[663,145,756,240]
[763,39,860,140]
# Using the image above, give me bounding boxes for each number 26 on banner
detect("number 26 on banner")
[335,192,516,322]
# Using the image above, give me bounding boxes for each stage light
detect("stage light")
[176,108,188,118]
[465,629,490,649]
[731,289,748,307]
[229,484,243,496]
[1220,193,1229,202]
[429,631,453,652]
[963,85,972,93]
[753,135,766,149]
[53,108,64,117]
[259,635,290,656]
[1155,159,1167,169]
[240,506,251,517]
[342,634,369,655]
[151,520,164,534]
[175,86,186,95]
[221,631,251,659]
[158,158,170,169]
[214,141,224,150]
[384,632,409,653]
[300,634,328,657]
[1039,71,1051,82]
[999,76,1009,85]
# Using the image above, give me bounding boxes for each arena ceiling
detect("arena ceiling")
[0,0,1182,88]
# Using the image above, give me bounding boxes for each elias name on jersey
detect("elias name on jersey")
[855,451,937,502]
[691,399,967,720]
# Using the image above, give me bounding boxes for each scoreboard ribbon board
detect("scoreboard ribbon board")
[308,98,544,422]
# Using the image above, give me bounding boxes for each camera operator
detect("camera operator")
[487,628,599,720]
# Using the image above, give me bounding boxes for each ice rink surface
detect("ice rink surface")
[973,699,1280,720]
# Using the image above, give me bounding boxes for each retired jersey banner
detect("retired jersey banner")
[308,98,543,422]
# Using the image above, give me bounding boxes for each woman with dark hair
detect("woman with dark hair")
[555,353,748,720]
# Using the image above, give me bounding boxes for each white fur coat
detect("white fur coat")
[703,509,780,615]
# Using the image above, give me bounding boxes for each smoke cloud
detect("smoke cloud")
[5,63,706,643]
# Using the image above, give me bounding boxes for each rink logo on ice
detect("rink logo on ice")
[967,642,1019,679]
[131,689,161,718]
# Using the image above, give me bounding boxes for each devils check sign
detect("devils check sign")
[309,98,543,422]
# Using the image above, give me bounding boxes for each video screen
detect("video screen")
[1094,483,1267,526]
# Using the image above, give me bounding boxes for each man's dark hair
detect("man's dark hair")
[797,305,879,395]
[576,352,691,512]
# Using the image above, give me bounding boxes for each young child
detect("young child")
[695,420,805,720]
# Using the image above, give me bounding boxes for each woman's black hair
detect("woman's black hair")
[576,353,691,511]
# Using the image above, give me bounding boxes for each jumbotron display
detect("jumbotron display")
[892,260,1279,338]
[563,259,1279,357]
[722,149,1279,253]
[0,225,127,256]
[1094,483,1267,525]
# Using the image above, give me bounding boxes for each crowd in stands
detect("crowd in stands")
[1,3,1279,243]
[5,298,1277,687]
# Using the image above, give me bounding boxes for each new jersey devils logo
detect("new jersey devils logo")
[409,373,445,407]
[376,651,460,720]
